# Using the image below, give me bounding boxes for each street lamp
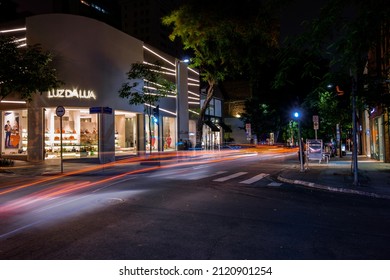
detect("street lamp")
[293,111,305,172]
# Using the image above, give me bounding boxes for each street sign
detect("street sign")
[56,106,65,117]
[89,106,113,114]
[90,107,103,114]
[103,107,112,114]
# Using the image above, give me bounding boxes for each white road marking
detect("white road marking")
[267,182,283,187]
[239,173,269,184]
[194,170,228,180]
[213,172,248,182]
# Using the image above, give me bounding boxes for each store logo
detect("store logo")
[48,89,96,100]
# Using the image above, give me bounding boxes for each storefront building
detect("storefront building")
[1,14,200,162]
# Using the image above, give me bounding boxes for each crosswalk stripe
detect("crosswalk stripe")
[195,170,227,180]
[267,182,282,187]
[239,173,269,184]
[213,172,248,182]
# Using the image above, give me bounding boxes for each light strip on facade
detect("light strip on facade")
[188,96,200,101]
[188,101,200,105]
[188,90,200,97]
[144,80,176,95]
[151,70,176,76]
[188,82,200,87]
[1,100,26,104]
[144,103,176,116]
[188,77,199,83]
[143,46,175,67]
[189,109,199,115]
[143,61,175,74]
[187,67,199,75]
[0,27,26,33]
[14,38,26,42]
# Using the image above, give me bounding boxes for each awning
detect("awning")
[204,120,220,132]
[218,122,232,133]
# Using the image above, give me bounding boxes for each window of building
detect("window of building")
[44,108,98,159]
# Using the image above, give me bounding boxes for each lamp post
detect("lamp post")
[294,111,305,172]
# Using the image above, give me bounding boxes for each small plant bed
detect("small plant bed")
[0,158,15,167]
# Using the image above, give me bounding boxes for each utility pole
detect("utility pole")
[351,71,359,185]
[294,111,304,172]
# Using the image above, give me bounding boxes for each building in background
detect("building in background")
[118,0,186,58]
[8,0,122,29]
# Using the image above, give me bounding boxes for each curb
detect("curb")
[277,175,390,200]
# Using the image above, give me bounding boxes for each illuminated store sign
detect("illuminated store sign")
[48,89,96,100]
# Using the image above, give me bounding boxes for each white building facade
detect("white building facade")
[0,14,200,163]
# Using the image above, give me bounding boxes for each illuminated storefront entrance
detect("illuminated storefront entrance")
[2,110,28,157]
[44,107,99,159]
[115,111,138,156]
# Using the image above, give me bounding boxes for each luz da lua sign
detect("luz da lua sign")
[48,89,96,100]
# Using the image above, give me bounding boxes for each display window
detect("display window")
[203,119,221,150]
[162,116,176,151]
[114,111,137,155]
[2,110,27,156]
[145,115,159,152]
[44,107,98,158]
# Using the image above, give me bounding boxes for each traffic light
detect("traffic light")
[152,105,159,123]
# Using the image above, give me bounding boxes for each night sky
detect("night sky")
[280,0,326,39]
[11,0,325,39]
[13,0,53,14]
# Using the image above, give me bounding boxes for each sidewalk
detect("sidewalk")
[278,153,390,200]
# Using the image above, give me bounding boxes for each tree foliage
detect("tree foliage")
[272,0,389,144]
[119,62,175,106]
[0,35,62,101]
[275,0,390,108]
[162,0,283,144]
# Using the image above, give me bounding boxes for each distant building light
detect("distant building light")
[80,0,108,14]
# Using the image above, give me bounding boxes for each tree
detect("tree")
[0,35,62,101]
[275,0,390,108]
[118,62,176,154]
[162,0,282,146]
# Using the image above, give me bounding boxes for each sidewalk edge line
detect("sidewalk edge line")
[277,175,390,200]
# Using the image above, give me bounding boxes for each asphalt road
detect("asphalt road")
[1,153,390,259]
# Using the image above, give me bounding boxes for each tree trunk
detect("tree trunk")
[196,81,215,147]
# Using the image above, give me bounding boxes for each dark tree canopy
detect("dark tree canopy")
[0,35,62,101]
